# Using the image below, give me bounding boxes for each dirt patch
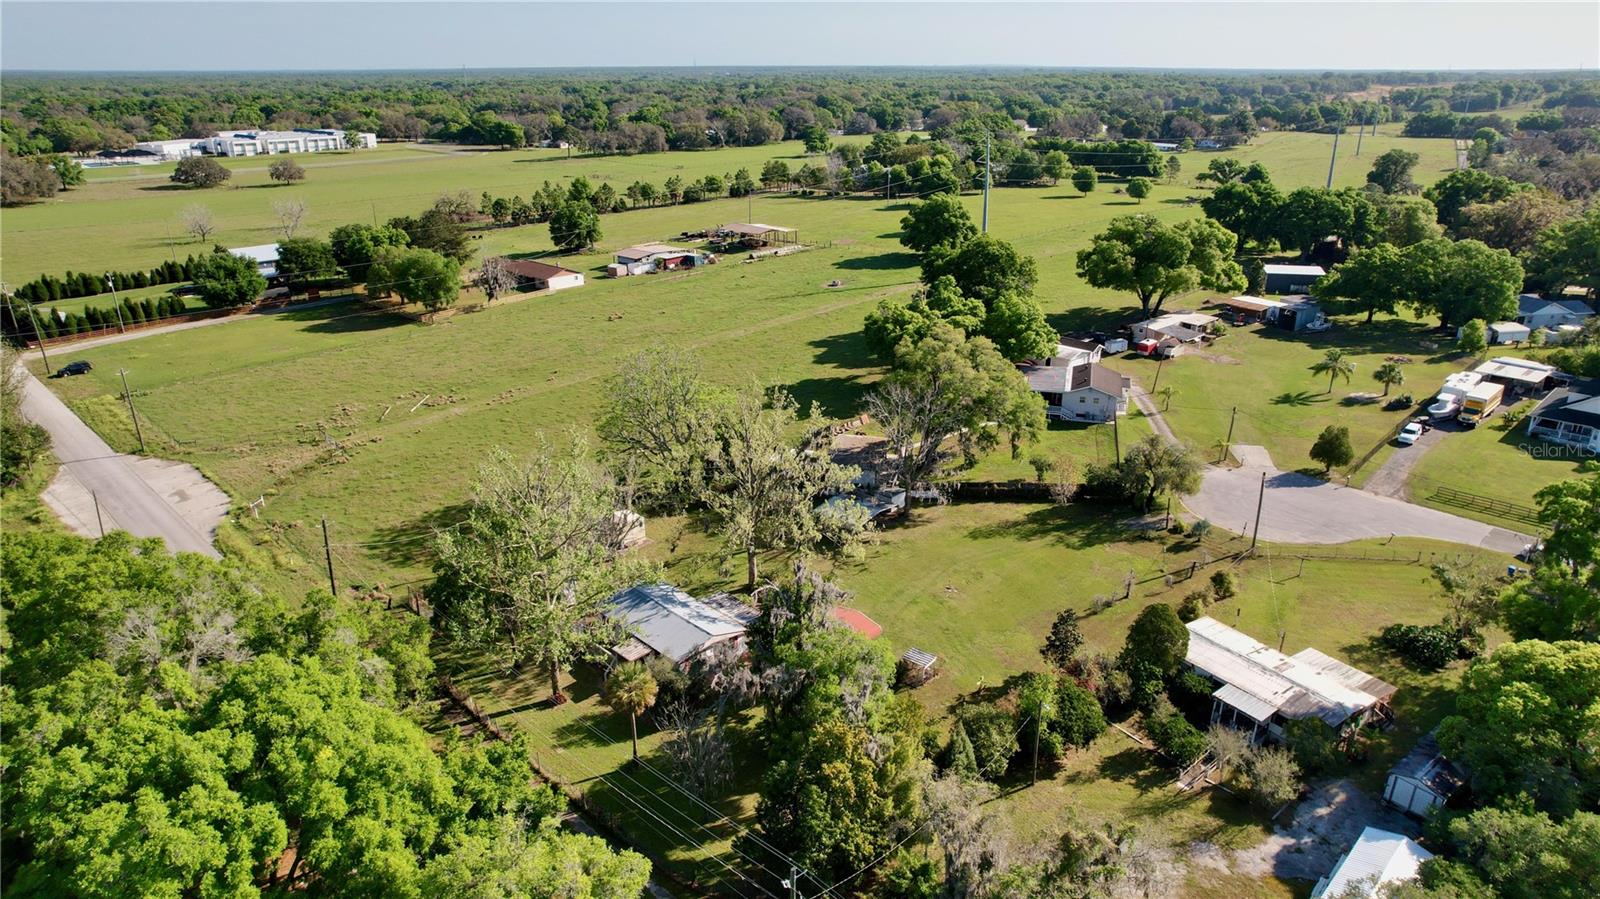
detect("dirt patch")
[1225,779,1418,882]
[1194,351,1243,365]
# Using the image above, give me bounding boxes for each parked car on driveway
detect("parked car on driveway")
[1396,421,1424,445]
[51,360,92,378]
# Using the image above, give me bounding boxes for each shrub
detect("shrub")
[1209,570,1237,601]
[1283,718,1342,775]
[1242,745,1302,810]
[1028,454,1056,482]
[1379,623,1458,670]
[1053,680,1107,748]
[1168,519,1187,535]
[644,654,690,707]
[1178,590,1208,623]
[956,702,1017,781]
[1191,519,1213,540]
[1171,670,1216,714]
[1146,704,1207,768]
[943,720,980,780]
[1120,603,1189,676]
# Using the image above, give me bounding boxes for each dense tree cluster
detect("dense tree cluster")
[0,531,649,898]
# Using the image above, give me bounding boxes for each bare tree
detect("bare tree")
[475,256,519,302]
[656,700,732,807]
[180,204,215,242]
[272,198,307,239]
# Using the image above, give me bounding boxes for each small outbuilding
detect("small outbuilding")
[1473,356,1561,395]
[1132,312,1219,356]
[1311,827,1432,898]
[1384,730,1468,818]
[1217,296,1280,325]
[1263,263,1326,295]
[715,223,798,248]
[610,243,703,277]
[496,258,585,293]
[1486,321,1531,345]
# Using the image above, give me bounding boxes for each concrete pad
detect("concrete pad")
[1230,444,1276,469]
[42,457,229,544]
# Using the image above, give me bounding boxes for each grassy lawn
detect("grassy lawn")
[1405,401,1589,530]
[1107,313,1475,476]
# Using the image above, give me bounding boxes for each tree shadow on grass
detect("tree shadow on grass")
[833,251,920,271]
[281,302,413,334]
[366,500,471,567]
[1253,315,1453,360]
[1045,305,1144,336]
[785,375,870,420]
[1271,390,1331,407]
[964,504,1131,549]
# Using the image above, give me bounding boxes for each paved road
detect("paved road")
[13,362,219,557]
[1182,444,1532,555]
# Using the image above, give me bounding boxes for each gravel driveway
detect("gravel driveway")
[1183,445,1531,555]
[1360,423,1450,501]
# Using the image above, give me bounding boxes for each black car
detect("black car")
[52,360,93,378]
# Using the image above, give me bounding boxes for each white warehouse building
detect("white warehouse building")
[129,129,377,160]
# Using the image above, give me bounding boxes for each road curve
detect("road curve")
[1182,445,1533,556]
[13,362,220,558]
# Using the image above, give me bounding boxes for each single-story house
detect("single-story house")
[1527,377,1600,453]
[1517,293,1594,331]
[609,243,703,277]
[496,257,585,292]
[1473,356,1561,395]
[1486,321,1531,345]
[1132,312,1219,356]
[1311,828,1432,899]
[1384,730,1468,818]
[607,584,755,668]
[229,244,281,280]
[1043,338,1103,368]
[1185,617,1397,744]
[1020,362,1130,422]
[715,223,798,248]
[1263,263,1326,295]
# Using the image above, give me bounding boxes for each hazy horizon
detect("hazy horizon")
[3,1,1597,73]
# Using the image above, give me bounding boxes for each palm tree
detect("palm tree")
[1373,362,1405,397]
[1311,349,1356,394]
[604,661,658,762]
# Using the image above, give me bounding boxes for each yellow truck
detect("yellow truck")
[1458,382,1505,428]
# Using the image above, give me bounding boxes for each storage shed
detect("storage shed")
[1384,730,1468,818]
[1311,828,1432,898]
[1486,321,1530,344]
[715,223,798,248]
[1263,263,1326,295]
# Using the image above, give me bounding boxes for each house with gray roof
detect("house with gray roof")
[1527,377,1600,454]
[1019,361,1130,422]
[606,584,754,668]
[1517,293,1594,331]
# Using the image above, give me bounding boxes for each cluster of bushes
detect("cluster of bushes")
[10,257,198,304]
[941,667,1108,783]
[475,169,755,227]
[1178,571,1237,622]
[1379,622,1473,671]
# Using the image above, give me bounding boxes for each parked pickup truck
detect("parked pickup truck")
[1457,382,1505,428]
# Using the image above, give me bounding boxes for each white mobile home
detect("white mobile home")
[1185,617,1396,743]
[1311,828,1432,898]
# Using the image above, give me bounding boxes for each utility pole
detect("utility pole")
[118,369,146,453]
[1112,414,1121,464]
[1324,125,1341,190]
[93,490,105,537]
[1249,471,1266,553]
[981,132,992,233]
[1152,356,1166,391]
[1224,405,1238,461]
[321,517,337,597]
[104,273,127,333]
[1354,110,1366,157]
[24,298,51,372]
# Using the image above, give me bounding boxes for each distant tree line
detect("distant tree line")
[6,69,1590,157]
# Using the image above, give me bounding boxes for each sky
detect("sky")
[1,1,1597,72]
